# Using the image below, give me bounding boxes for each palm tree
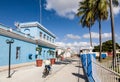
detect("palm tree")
[95,0,119,63]
[109,0,119,69]
[76,0,95,47]
[94,0,109,61]
[76,0,119,64]
[77,0,109,62]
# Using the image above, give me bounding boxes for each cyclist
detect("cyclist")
[44,58,51,72]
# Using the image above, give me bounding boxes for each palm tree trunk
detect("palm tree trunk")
[89,27,92,47]
[109,0,116,69]
[99,19,102,62]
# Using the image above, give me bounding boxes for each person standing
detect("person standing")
[56,51,59,62]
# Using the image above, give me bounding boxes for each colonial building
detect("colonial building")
[0,22,57,66]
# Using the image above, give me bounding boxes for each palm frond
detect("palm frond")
[112,0,119,7]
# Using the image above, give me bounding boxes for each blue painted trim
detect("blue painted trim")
[80,54,95,82]
[87,54,92,77]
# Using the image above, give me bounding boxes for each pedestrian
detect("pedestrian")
[56,51,59,62]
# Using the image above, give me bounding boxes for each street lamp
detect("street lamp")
[6,39,14,78]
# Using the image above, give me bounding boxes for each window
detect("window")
[52,39,54,43]
[28,54,32,60]
[16,47,21,59]
[50,37,51,42]
[24,28,30,35]
[44,34,46,40]
[47,36,49,40]
[40,32,42,38]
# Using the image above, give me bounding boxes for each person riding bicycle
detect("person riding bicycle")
[44,58,51,71]
[42,58,51,78]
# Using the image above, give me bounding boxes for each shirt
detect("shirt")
[44,60,51,65]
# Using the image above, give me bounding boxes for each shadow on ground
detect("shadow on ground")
[55,59,72,65]
[55,61,70,65]
[71,59,79,62]
[75,65,82,68]
[72,73,88,82]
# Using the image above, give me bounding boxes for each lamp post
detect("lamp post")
[6,39,14,78]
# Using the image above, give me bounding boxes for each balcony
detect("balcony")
[34,37,57,48]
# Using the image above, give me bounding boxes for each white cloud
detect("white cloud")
[55,41,97,49]
[55,42,65,48]
[83,32,99,39]
[83,32,112,39]
[45,0,82,19]
[102,33,111,38]
[113,6,120,15]
[112,0,120,15]
[66,34,81,40]
[45,0,120,19]
[55,41,98,54]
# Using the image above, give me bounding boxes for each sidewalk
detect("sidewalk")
[0,57,87,82]
[45,57,87,82]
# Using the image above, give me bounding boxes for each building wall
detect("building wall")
[0,35,55,66]
[39,46,55,60]
[21,27,37,38]
[0,35,36,66]
[0,22,56,66]
[21,26,55,43]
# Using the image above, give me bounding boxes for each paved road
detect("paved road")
[45,58,87,82]
[0,57,87,82]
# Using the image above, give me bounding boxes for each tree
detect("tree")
[77,1,109,63]
[93,40,120,52]
[94,0,109,61]
[109,0,119,68]
[93,45,100,52]
[76,0,119,64]
[76,0,95,47]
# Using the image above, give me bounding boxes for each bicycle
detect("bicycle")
[42,65,51,78]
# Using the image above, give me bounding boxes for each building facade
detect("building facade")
[0,22,57,66]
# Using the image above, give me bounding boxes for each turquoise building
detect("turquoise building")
[0,22,57,66]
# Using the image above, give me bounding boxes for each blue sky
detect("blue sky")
[0,0,120,50]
